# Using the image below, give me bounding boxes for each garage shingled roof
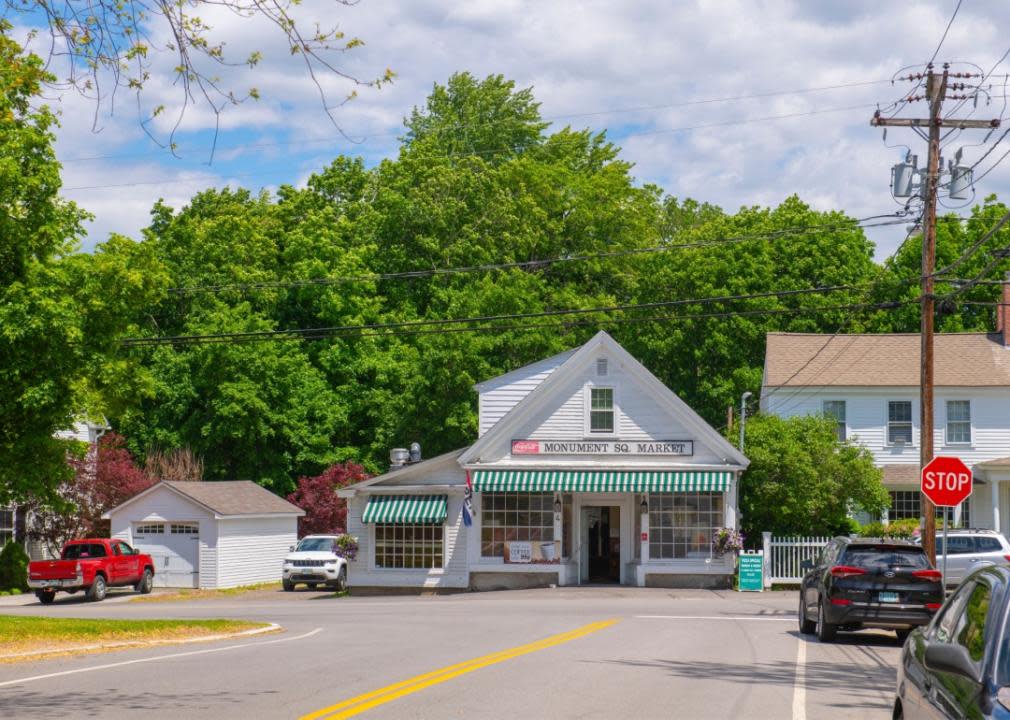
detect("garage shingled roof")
[162,481,303,516]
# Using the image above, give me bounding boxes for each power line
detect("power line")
[165,215,913,295]
[63,102,883,193]
[123,297,915,347]
[122,283,872,347]
[59,79,894,164]
[928,1,963,67]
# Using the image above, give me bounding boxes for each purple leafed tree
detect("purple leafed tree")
[287,462,370,537]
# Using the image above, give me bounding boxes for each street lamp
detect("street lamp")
[739,391,753,452]
[640,498,648,515]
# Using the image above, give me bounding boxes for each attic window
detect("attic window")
[596,358,608,376]
[589,387,615,433]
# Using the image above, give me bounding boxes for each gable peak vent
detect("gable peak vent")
[596,358,608,376]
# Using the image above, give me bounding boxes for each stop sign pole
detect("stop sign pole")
[921,456,973,585]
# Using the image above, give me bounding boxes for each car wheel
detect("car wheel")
[36,590,56,605]
[86,575,107,602]
[798,593,815,634]
[892,698,904,720]
[282,580,295,592]
[335,567,347,593]
[135,569,153,594]
[816,599,837,643]
[895,629,911,645]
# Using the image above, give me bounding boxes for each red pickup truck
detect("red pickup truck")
[27,538,155,604]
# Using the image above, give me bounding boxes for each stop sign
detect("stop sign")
[921,456,973,507]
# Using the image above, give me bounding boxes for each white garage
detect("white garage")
[104,481,304,589]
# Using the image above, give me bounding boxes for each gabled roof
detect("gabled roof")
[459,331,748,468]
[103,481,304,519]
[764,332,1010,387]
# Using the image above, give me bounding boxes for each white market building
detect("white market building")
[104,481,304,589]
[339,331,749,591]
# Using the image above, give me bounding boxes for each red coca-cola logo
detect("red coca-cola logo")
[511,440,540,455]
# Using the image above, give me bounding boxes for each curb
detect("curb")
[0,622,282,661]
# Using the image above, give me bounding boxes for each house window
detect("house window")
[589,387,615,433]
[823,401,847,442]
[171,523,198,534]
[374,523,443,569]
[0,507,13,546]
[480,492,554,558]
[889,490,921,521]
[648,493,723,560]
[946,400,971,445]
[135,523,165,535]
[888,401,913,445]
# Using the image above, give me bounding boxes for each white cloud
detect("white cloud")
[29,0,1010,258]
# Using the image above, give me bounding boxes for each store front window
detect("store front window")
[480,492,555,558]
[375,523,444,569]
[648,493,723,559]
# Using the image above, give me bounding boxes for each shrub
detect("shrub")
[858,521,887,538]
[884,518,921,540]
[0,541,29,592]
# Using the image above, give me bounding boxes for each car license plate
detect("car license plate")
[879,592,899,603]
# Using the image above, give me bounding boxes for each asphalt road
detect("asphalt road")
[0,587,902,719]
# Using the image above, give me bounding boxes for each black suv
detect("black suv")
[895,565,1010,719]
[799,537,944,643]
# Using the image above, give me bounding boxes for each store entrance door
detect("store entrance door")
[584,506,620,583]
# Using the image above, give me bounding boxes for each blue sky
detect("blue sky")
[19,0,1010,259]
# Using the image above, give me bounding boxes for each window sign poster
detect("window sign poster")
[505,541,560,564]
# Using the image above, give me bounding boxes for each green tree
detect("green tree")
[0,29,167,505]
[0,541,29,592]
[738,414,888,537]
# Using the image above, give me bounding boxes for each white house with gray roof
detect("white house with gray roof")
[103,481,304,589]
[338,331,749,592]
[761,277,1010,531]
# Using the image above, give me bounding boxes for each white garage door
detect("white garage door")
[132,522,200,588]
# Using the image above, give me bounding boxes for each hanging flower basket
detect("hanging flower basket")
[333,534,359,561]
[712,528,745,558]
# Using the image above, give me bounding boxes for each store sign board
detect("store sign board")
[511,439,693,456]
[738,551,764,592]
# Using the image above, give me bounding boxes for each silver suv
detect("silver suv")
[931,529,1010,585]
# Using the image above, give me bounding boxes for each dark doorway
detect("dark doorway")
[585,506,620,583]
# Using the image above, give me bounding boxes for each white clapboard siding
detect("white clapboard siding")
[477,350,576,436]
[763,387,1010,470]
[215,516,297,588]
[108,486,218,589]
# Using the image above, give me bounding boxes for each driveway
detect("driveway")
[0,587,901,719]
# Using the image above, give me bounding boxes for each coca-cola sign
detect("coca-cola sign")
[510,439,693,456]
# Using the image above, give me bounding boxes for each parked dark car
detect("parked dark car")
[894,565,1010,719]
[799,537,944,643]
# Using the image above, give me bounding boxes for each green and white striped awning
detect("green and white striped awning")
[471,470,732,493]
[361,495,448,524]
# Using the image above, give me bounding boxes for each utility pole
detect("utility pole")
[872,63,1000,565]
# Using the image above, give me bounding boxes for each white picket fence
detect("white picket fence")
[760,532,831,587]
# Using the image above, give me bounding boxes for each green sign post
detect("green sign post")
[738,551,764,592]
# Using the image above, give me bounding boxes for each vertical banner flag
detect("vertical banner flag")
[463,470,474,527]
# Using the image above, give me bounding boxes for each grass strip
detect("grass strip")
[0,615,266,660]
[131,581,283,603]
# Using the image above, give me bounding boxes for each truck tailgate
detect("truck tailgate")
[28,560,79,580]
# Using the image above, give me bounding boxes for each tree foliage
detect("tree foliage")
[287,462,370,537]
[2,4,391,153]
[738,414,889,538]
[24,433,155,555]
[109,71,900,494]
[0,29,167,505]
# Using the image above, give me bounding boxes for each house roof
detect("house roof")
[459,331,749,469]
[338,447,469,496]
[881,465,920,485]
[103,480,304,519]
[977,456,1010,469]
[763,332,1010,387]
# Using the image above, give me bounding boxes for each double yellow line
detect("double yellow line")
[300,618,618,720]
